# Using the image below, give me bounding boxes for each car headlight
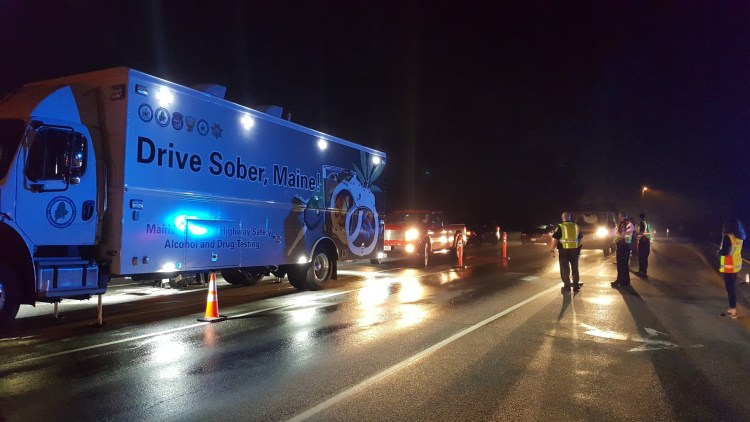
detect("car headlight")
[405,228,420,241]
[595,227,609,238]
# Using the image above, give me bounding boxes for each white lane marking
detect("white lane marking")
[2,290,354,369]
[286,284,560,422]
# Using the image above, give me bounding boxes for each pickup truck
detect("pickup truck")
[384,210,466,267]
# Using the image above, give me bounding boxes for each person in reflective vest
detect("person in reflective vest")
[550,211,583,294]
[718,219,745,319]
[636,213,652,277]
[612,211,634,288]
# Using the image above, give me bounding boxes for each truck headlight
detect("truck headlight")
[405,244,415,253]
[405,228,419,241]
[595,227,609,238]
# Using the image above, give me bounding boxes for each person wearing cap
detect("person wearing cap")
[636,213,652,277]
[612,211,634,287]
[550,211,584,294]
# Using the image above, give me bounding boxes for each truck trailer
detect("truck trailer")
[0,67,386,323]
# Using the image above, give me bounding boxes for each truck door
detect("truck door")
[15,123,98,247]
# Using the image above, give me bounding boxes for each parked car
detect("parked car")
[520,224,556,246]
[467,223,501,246]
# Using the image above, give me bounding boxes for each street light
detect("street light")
[642,186,648,198]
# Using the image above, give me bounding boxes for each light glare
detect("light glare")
[156,87,174,107]
[241,114,255,130]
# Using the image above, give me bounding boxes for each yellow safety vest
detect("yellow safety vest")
[559,222,580,249]
[640,220,652,241]
[719,234,743,273]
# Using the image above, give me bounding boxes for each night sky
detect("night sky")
[2,1,749,234]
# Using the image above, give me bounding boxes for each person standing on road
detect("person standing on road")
[612,211,634,287]
[718,219,745,319]
[550,211,584,294]
[636,213,652,277]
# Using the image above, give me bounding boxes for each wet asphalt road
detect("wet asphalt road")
[2,239,750,421]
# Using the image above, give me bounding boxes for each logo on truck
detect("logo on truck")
[155,108,170,127]
[138,104,153,122]
[326,152,384,257]
[197,119,209,136]
[172,112,184,130]
[46,196,76,228]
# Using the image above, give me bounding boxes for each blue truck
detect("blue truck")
[0,68,386,323]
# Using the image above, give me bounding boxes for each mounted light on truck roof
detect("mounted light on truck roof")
[156,87,174,107]
[372,155,382,165]
[240,114,255,130]
[317,138,328,151]
[135,84,149,96]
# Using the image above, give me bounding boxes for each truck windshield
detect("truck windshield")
[386,212,429,224]
[0,119,25,179]
[573,213,610,228]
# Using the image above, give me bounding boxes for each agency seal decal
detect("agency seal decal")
[172,112,184,130]
[46,196,76,228]
[197,119,209,136]
[155,107,171,127]
[138,104,153,122]
[185,116,196,132]
[211,123,223,139]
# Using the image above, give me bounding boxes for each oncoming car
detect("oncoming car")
[571,211,617,254]
[520,224,556,246]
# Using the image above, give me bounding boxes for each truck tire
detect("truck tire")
[288,245,335,291]
[287,266,307,290]
[306,246,334,290]
[221,269,264,286]
[0,263,21,327]
[370,258,382,265]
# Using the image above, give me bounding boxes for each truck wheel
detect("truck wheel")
[221,269,264,286]
[0,263,21,327]
[370,258,382,265]
[287,245,335,291]
[416,242,430,268]
[305,246,334,290]
[287,266,307,290]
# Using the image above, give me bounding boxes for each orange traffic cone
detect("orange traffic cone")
[198,272,227,322]
[456,239,465,268]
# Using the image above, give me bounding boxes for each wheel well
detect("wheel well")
[0,223,35,305]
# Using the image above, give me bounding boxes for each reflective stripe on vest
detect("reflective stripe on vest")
[720,234,743,273]
[559,222,580,249]
[642,220,652,241]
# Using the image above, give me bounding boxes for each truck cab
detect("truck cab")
[0,85,105,324]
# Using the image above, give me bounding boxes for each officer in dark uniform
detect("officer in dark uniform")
[636,213,652,277]
[550,211,584,294]
[612,211,634,287]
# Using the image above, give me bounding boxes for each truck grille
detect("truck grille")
[384,230,404,241]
